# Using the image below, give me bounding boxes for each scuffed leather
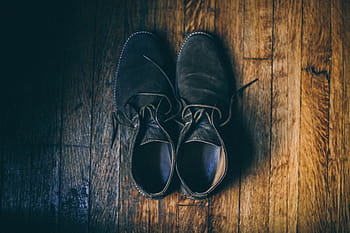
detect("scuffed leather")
[115,32,176,121]
[176,32,230,199]
[138,116,169,145]
[177,33,233,120]
[185,115,221,146]
[114,32,177,199]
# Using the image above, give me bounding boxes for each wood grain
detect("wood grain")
[59,0,95,232]
[329,0,344,232]
[30,146,60,232]
[1,3,63,233]
[28,6,64,232]
[185,0,216,33]
[90,145,120,233]
[269,0,301,233]
[60,146,90,233]
[299,0,331,232]
[244,0,273,58]
[60,1,94,147]
[240,0,272,232]
[89,0,125,232]
[179,202,209,233]
[118,126,155,233]
[240,59,272,233]
[153,0,184,53]
[341,1,350,232]
[0,147,32,233]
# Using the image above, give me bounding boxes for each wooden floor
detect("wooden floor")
[1,0,349,232]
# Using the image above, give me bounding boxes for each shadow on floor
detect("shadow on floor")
[208,33,266,195]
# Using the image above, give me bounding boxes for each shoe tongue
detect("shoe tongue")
[139,114,168,145]
[185,114,221,146]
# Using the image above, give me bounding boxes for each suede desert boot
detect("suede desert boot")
[114,31,179,199]
[176,32,232,199]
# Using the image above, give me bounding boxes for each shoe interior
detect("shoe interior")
[178,141,226,193]
[133,142,172,194]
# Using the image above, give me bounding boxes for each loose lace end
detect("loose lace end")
[220,78,259,127]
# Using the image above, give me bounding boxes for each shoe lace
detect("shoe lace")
[111,55,181,147]
[178,78,259,128]
[181,102,221,126]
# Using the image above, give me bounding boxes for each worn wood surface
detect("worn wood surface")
[270,1,301,232]
[299,0,331,232]
[209,1,243,232]
[1,0,349,232]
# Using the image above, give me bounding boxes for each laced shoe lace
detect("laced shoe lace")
[112,55,180,147]
[178,78,259,128]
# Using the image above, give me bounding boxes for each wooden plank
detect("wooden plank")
[89,0,126,232]
[157,195,178,232]
[89,145,120,233]
[215,0,244,88]
[124,0,148,32]
[209,0,244,232]
[269,1,302,233]
[298,0,331,232]
[240,0,272,232]
[0,147,32,232]
[178,197,208,233]
[239,59,271,233]
[328,0,344,232]
[1,2,63,232]
[178,196,208,206]
[185,0,216,33]
[60,146,90,233]
[60,1,94,147]
[28,5,64,232]
[59,0,95,232]
[243,0,273,58]
[178,201,209,233]
[30,146,60,232]
[341,0,350,231]
[118,127,152,233]
[152,0,184,54]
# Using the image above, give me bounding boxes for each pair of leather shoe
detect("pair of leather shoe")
[114,31,233,199]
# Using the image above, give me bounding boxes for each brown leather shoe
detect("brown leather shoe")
[175,32,232,199]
